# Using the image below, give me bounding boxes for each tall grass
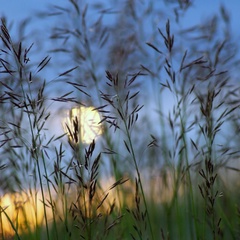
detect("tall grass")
[1,1,240,239]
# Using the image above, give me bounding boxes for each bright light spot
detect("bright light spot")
[0,191,44,236]
[0,173,180,237]
[65,106,102,144]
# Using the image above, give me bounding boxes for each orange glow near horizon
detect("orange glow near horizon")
[0,172,182,237]
[0,191,44,237]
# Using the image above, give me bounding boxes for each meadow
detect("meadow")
[0,1,240,239]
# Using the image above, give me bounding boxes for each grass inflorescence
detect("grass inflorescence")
[0,1,240,239]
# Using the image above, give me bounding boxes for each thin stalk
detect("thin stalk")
[0,211,5,240]
[42,151,58,239]
[1,206,21,240]
[178,105,198,239]
[207,114,216,240]
[33,191,41,240]
[35,157,50,239]
[118,99,155,240]
[74,142,92,239]
[20,83,50,240]
[104,133,123,209]
[126,129,155,240]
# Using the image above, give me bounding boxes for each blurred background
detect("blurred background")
[1,1,240,239]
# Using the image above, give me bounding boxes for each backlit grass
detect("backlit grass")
[1,1,240,239]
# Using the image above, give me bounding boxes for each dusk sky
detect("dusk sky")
[1,1,239,74]
[1,1,239,40]
[1,1,239,140]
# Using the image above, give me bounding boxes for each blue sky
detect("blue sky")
[1,1,239,72]
[0,0,239,181]
[1,0,239,115]
[1,1,239,36]
[1,0,239,144]
[1,0,239,111]
[1,1,239,55]
[1,1,239,22]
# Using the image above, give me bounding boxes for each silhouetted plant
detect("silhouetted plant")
[1,1,240,239]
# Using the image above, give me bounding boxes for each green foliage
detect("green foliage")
[0,1,240,239]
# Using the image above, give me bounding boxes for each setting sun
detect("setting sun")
[64,106,103,144]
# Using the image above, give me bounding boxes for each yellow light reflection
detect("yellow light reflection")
[0,191,44,236]
[0,172,181,237]
[65,106,102,144]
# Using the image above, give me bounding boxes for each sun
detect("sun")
[65,106,103,144]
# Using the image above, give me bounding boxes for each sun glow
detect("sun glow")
[0,191,44,237]
[64,106,103,144]
[0,173,181,237]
